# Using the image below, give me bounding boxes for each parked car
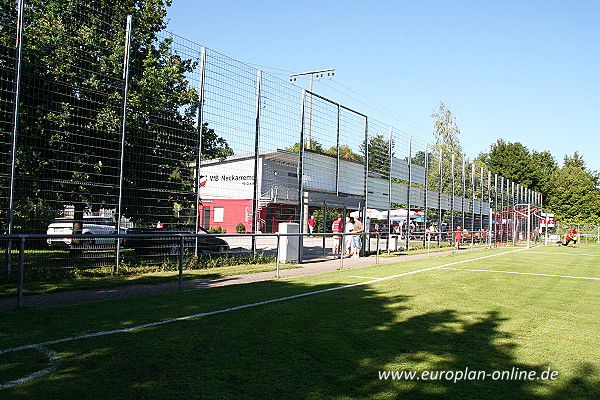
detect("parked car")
[124,226,230,255]
[46,216,126,249]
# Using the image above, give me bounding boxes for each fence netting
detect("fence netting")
[1,0,548,276]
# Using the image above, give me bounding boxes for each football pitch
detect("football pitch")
[1,244,599,399]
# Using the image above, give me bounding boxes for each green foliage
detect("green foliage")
[478,138,600,223]
[285,140,365,165]
[429,102,466,195]
[0,0,233,230]
[477,139,540,188]
[235,223,246,234]
[360,134,392,177]
[208,226,226,234]
[324,144,364,163]
[284,139,324,153]
[310,208,343,233]
[547,154,600,223]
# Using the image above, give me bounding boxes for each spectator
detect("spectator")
[344,216,354,257]
[352,217,364,258]
[332,214,343,257]
[454,226,462,250]
[308,215,315,236]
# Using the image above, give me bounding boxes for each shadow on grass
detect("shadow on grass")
[1,278,598,399]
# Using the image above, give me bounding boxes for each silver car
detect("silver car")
[46,217,126,248]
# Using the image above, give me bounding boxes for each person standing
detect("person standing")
[533,226,540,244]
[351,216,364,258]
[308,215,315,236]
[332,214,343,257]
[454,226,462,250]
[344,216,354,257]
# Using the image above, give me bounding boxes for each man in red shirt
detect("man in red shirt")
[454,226,462,251]
[332,214,343,257]
[308,215,315,236]
[561,228,579,247]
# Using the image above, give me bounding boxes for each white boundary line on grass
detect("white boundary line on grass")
[0,248,525,369]
[440,267,600,281]
[0,346,59,390]
[524,251,600,257]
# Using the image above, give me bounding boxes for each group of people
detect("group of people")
[332,214,364,258]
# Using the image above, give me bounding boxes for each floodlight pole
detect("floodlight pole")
[290,68,335,149]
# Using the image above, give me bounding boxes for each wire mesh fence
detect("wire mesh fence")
[1,0,544,284]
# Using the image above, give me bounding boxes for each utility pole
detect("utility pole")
[290,68,335,149]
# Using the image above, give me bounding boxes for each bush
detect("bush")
[208,226,226,234]
[236,223,246,234]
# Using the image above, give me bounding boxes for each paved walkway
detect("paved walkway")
[1,247,488,311]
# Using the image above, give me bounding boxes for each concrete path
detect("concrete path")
[1,247,487,311]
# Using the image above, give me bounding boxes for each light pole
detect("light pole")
[290,68,335,149]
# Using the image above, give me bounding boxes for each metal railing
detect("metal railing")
[0,227,527,308]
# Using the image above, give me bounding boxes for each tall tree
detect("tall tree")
[547,153,600,223]
[360,134,393,178]
[477,140,558,205]
[0,0,232,229]
[429,102,465,194]
[477,139,536,187]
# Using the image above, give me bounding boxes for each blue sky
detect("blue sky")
[166,0,599,172]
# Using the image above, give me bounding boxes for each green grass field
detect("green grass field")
[1,244,599,399]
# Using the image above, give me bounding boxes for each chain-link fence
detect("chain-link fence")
[1,0,544,279]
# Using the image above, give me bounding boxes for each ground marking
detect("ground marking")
[0,248,525,359]
[524,251,600,257]
[0,346,59,390]
[440,267,600,281]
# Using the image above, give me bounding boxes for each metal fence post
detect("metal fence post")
[194,46,207,256]
[449,154,454,233]
[423,144,429,248]
[276,233,281,278]
[251,70,263,253]
[471,163,476,236]
[437,148,443,246]
[178,235,184,291]
[376,232,380,265]
[363,117,369,251]
[339,234,344,270]
[297,89,306,263]
[405,136,412,251]
[115,14,133,273]
[387,127,393,253]
[17,237,25,307]
[6,0,26,275]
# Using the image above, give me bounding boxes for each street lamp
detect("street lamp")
[290,68,335,149]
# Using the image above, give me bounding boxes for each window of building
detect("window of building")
[213,206,224,223]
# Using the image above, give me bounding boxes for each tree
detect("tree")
[547,153,600,223]
[360,134,392,178]
[477,139,536,187]
[285,139,324,154]
[200,123,234,161]
[429,102,466,195]
[477,140,558,205]
[530,150,558,197]
[324,144,364,163]
[0,0,233,229]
